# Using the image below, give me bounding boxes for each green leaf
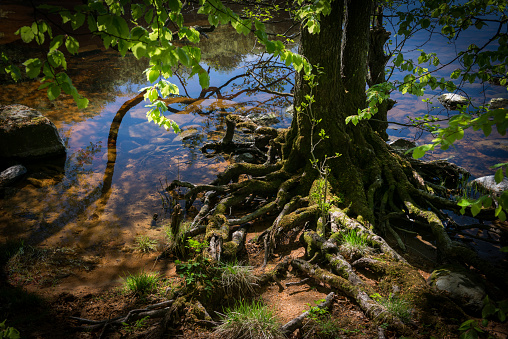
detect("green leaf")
[5,65,21,82]
[471,202,481,217]
[16,26,34,43]
[457,198,472,207]
[49,35,64,52]
[87,15,98,32]
[176,48,190,67]
[131,4,144,20]
[132,42,147,59]
[420,18,431,29]
[112,16,129,37]
[168,0,182,12]
[495,168,504,184]
[71,12,86,30]
[483,303,496,318]
[198,70,209,89]
[65,36,79,54]
[75,96,89,109]
[147,69,159,83]
[47,84,61,101]
[23,58,42,78]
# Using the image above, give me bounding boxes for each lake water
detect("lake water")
[0,5,507,253]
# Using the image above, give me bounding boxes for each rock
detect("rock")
[285,104,295,116]
[429,265,486,314]
[388,138,416,156]
[388,138,416,150]
[247,112,280,126]
[472,175,508,195]
[173,128,200,142]
[0,164,27,187]
[488,98,508,109]
[437,93,469,109]
[232,152,255,163]
[0,105,66,159]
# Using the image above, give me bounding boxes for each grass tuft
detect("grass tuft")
[340,229,370,257]
[215,299,283,339]
[122,270,160,296]
[219,261,259,297]
[134,235,158,253]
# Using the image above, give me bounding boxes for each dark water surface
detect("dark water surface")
[0,5,506,253]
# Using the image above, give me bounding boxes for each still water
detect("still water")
[0,9,507,254]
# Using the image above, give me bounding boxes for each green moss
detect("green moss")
[222,241,239,258]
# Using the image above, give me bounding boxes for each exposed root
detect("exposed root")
[290,258,409,335]
[330,209,406,263]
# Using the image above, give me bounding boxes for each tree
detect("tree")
[2,0,508,337]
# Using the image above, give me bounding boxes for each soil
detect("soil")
[2,222,507,339]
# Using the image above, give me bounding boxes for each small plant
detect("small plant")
[458,319,484,339]
[122,270,160,296]
[371,293,412,323]
[458,296,507,338]
[215,299,283,339]
[122,316,149,334]
[306,299,329,321]
[304,301,359,338]
[219,261,259,297]
[175,238,217,297]
[0,320,20,339]
[134,235,158,253]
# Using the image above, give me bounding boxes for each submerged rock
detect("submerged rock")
[438,93,469,109]
[429,265,486,314]
[488,98,508,109]
[247,112,280,126]
[173,128,200,142]
[0,105,66,159]
[0,164,27,188]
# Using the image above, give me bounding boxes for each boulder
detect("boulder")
[429,265,486,314]
[0,105,66,159]
[438,93,469,109]
[0,164,27,188]
[472,175,508,195]
[488,98,508,109]
[388,138,416,156]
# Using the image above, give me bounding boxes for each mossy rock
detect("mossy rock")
[0,105,66,159]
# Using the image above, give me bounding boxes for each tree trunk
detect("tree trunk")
[283,0,376,221]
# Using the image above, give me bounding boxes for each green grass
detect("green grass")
[122,270,160,296]
[215,299,283,339]
[372,293,412,323]
[219,261,259,297]
[340,229,370,257]
[134,235,158,253]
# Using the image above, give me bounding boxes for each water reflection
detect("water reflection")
[0,22,293,251]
